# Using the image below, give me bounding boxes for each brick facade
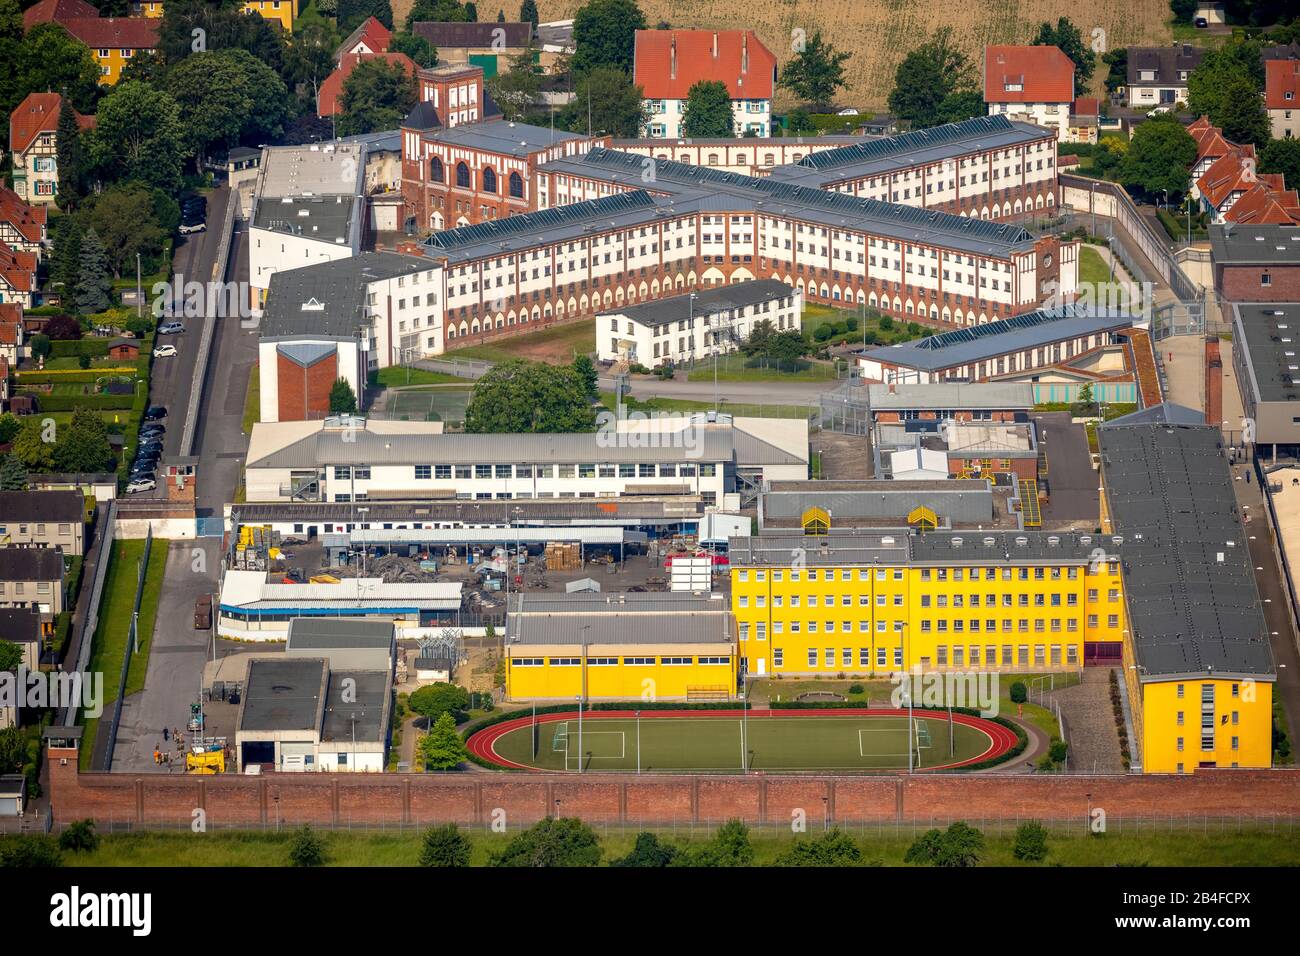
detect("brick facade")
[276,350,337,422]
[1217,262,1300,302]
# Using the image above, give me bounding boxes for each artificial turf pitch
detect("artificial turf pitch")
[485,713,996,772]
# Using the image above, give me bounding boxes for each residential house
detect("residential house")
[634,30,777,138]
[318,51,418,118]
[0,491,84,556]
[0,187,46,261]
[336,15,391,59]
[0,304,21,366]
[1125,44,1205,109]
[50,15,161,85]
[1266,58,1300,140]
[1068,97,1100,145]
[1191,116,1299,225]
[0,243,36,309]
[0,547,66,629]
[0,607,42,730]
[8,92,95,205]
[127,0,298,31]
[21,0,98,28]
[983,45,1076,141]
[411,21,538,77]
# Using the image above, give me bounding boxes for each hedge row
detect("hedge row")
[16,368,138,385]
[50,340,112,359]
[20,393,135,411]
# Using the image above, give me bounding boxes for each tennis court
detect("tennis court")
[381,387,471,424]
[468,708,1017,773]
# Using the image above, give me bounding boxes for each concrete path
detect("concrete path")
[1051,668,1125,774]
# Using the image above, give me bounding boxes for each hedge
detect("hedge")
[50,340,112,359]
[20,393,135,411]
[16,368,138,385]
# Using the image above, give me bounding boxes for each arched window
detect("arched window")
[509,171,524,198]
[456,162,471,188]
[429,157,444,182]
[482,167,497,194]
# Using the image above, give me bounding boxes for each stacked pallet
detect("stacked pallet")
[544,542,582,570]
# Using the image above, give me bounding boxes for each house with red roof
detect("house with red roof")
[8,92,95,205]
[0,243,37,310]
[1191,115,1300,225]
[0,187,47,259]
[0,304,23,368]
[318,52,418,118]
[25,0,160,85]
[1266,58,1300,140]
[22,0,98,29]
[983,45,1076,141]
[336,15,391,60]
[1067,97,1099,145]
[633,30,777,138]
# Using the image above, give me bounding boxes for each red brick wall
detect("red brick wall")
[1206,337,1223,431]
[1217,264,1300,302]
[46,747,1300,828]
[276,351,337,422]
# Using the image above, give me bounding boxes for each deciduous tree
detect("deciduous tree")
[464,360,596,433]
[681,80,733,138]
[336,58,417,136]
[570,0,644,75]
[778,31,850,109]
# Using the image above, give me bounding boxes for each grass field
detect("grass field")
[79,538,168,772]
[478,712,1002,772]
[598,392,816,420]
[371,367,470,388]
[683,352,841,383]
[241,366,259,435]
[380,386,472,424]
[32,823,1300,867]
[444,319,595,364]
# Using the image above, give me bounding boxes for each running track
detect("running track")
[466,708,1019,772]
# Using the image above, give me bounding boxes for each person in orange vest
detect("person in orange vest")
[153,748,161,765]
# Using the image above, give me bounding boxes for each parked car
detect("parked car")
[126,477,156,494]
[157,321,185,335]
[140,421,165,434]
[144,406,167,421]
[1194,16,1209,27]
[179,221,207,235]
[1148,105,1172,116]
[194,593,212,629]
[153,344,177,358]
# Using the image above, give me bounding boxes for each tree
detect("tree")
[87,81,186,193]
[0,455,28,492]
[1188,39,1265,126]
[0,0,18,42]
[55,96,86,211]
[612,832,679,867]
[167,48,292,171]
[465,360,596,433]
[571,354,598,399]
[3,23,101,118]
[1118,115,1197,203]
[0,414,19,445]
[12,418,55,472]
[329,377,358,415]
[288,825,326,866]
[407,682,470,722]
[77,184,173,280]
[888,28,977,130]
[50,219,83,298]
[28,334,51,363]
[0,725,26,774]
[58,820,100,854]
[1033,17,1096,86]
[54,409,114,474]
[159,0,287,74]
[117,49,167,87]
[1009,681,1028,703]
[1216,74,1271,146]
[403,0,469,31]
[74,229,112,315]
[774,829,864,866]
[465,1,477,18]
[563,66,646,137]
[417,711,469,770]
[284,21,342,105]
[934,90,984,126]
[339,0,394,33]
[520,0,538,27]
[0,836,63,867]
[43,315,83,341]
[571,0,645,75]
[491,817,602,867]
[1261,138,1300,193]
[389,31,438,68]
[681,80,733,138]
[904,821,985,867]
[1012,820,1049,862]
[1169,0,1197,22]
[336,58,417,136]
[488,46,542,122]
[419,823,472,866]
[785,106,816,135]
[1102,48,1128,95]
[0,639,21,672]
[778,32,850,109]
[676,818,754,867]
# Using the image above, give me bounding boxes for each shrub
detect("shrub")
[904,822,984,867]
[490,818,602,867]
[612,832,679,867]
[1048,740,1069,764]
[0,835,63,867]
[1009,682,1028,704]
[408,683,470,723]
[57,819,99,853]
[774,829,864,867]
[419,824,471,867]
[1012,821,1049,862]
[288,825,326,867]
[847,683,864,695]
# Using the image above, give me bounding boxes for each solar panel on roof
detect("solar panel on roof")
[799,115,1016,170]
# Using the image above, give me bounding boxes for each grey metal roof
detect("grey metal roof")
[768,115,1051,186]
[762,480,994,523]
[1098,421,1275,679]
[320,670,390,743]
[865,382,1035,410]
[239,658,328,732]
[232,496,703,525]
[0,489,84,523]
[252,195,356,243]
[412,20,532,48]
[286,617,395,650]
[423,118,586,156]
[599,279,793,327]
[1103,402,1204,427]
[1209,223,1300,265]
[510,591,729,614]
[509,592,734,646]
[261,252,433,339]
[730,529,1123,566]
[0,547,63,581]
[729,532,909,566]
[861,305,1135,372]
[1232,302,1300,405]
[277,341,337,367]
[248,425,736,469]
[0,608,40,642]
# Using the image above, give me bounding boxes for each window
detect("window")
[509,171,524,198]
[430,157,444,182]
[456,162,471,187]
[482,167,497,193]
[414,465,431,480]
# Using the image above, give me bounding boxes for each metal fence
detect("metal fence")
[819,380,872,435]
[412,356,493,380]
[101,524,153,771]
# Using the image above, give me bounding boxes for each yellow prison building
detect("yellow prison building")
[728,530,1128,679]
[1098,411,1276,774]
[504,592,739,702]
[131,0,298,32]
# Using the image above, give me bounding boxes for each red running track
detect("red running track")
[466,708,1019,773]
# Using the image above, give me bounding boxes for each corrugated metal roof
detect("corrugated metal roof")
[865,382,1035,410]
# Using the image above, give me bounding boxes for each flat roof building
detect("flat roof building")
[1230,301,1300,451]
[1211,224,1300,302]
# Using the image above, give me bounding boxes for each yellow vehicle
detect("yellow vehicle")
[186,750,225,774]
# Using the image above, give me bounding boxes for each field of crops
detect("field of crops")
[527,0,1176,107]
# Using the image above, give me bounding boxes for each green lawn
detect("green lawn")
[79,538,168,771]
[684,352,841,383]
[371,367,471,388]
[487,713,994,772]
[802,303,927,348]
[444,319,596,364]
[241,365,259,435]
[32,824,1300,867]
[598,392,815,420]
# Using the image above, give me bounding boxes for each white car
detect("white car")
[1148,105,1172,116]
[126,477,156,494]
[153,344,177,358]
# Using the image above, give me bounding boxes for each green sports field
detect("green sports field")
[482,713,999,773]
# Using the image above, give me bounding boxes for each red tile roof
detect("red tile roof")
[60,16,160,50]
[8,92,94,156]
[0,242,36,295]
[1198,150,1257,209]
[1266,58,1300,110]
[318,52,418,117]
[0,187,47,245]
[337,15,392,58]
[1223,182,1300,225]
[983,45,1075,104]
[1072,97,1099,116]
[0,304,21,341]
[22,0,97,29]
[633,30,776,101]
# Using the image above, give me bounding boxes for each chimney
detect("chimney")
[742,32,748,73]
[670,36,677,80]
[712,32,718,59]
